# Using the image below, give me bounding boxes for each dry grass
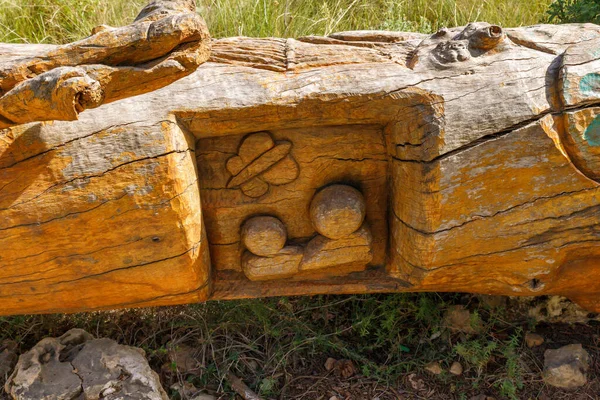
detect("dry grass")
[0,0,553,44]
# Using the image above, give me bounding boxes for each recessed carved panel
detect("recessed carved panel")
[196,124,388,278]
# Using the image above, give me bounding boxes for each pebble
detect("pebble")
[425,361,443,375]
[525,332,544,348]
[450,361,463,376]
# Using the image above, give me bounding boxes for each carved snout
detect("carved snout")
[0,67,104,126]
[469,24,504,50]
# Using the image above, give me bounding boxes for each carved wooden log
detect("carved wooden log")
[2,22,600,315]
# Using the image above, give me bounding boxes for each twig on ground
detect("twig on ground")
[225,371,263,400]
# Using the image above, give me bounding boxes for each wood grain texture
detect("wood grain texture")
[0,116,210,314]
[389,114,600,295]
[3,22,600,314]
[506,24,600,55]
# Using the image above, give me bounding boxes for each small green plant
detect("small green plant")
[454,338,498,377]
[496,328,524,400]
[452,326,525,400]
[547,0,600,23]
[259,376,279,397]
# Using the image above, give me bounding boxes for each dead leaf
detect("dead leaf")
[325,357,337,371]
[324,358,357,378]
[168,343,200,374]
[407,373,425,391]
[444,305,482,334]
[336,359,357,378]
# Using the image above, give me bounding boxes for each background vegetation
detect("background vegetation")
[0,0,553,44]
[547,0,600,24]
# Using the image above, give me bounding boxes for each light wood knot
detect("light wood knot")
[309,185,366,240]
[242,216,287,256]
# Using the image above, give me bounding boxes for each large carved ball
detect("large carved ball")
[242,216,287,256]
[310,185,366,240]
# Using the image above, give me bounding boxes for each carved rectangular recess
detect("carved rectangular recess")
[196,124,388,280]
[179,89,444,298]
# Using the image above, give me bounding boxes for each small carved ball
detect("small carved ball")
[310,185,366,240]
[242,216,287,256]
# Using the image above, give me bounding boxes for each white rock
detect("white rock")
[4,329,168,400]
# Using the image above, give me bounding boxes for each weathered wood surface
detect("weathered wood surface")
[2,21,600,315]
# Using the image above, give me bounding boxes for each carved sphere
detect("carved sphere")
[310,185,366,240]
[242,216,287,256]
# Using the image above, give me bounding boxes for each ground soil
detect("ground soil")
[1,294,600,399]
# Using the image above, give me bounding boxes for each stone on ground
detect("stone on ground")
[425,361,443,375]
[4,328,168,400]
[542,343,590,389]
[525,332,544,348]
[449,361,463,376]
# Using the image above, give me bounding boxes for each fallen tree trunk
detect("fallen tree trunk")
[2,22,600,315]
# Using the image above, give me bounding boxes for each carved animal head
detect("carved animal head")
[456,22,505,51]
[431,40,471,64]
[410,22,507,70]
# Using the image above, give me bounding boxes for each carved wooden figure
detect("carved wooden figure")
[2,10,600,315]
[241,184,373,281]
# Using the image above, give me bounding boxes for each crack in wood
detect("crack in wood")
[0,149,191,212]
[392,187,598,235]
